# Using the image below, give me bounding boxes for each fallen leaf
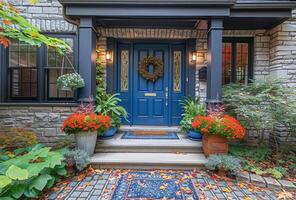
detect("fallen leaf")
[222,188,232,193]
[160,185,167,190]
[277,190,293,200]
[244,197,252,200]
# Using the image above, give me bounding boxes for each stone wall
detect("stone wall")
[269,10,296,87]
[9,0,76,33]
[0,105,77,146]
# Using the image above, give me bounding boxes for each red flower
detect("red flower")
[62,112,111,134]
[192,114,245,140]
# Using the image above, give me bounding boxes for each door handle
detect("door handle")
[165,87,168,106]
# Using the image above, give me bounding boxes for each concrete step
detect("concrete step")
[95,133,202,153]
[91,152,207,169]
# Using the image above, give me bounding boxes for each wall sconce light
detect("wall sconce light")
[192,51,197,62]
[106,50,112,61]
[196,52,204,65]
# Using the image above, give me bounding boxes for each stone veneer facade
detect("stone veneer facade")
[0,0,295,146]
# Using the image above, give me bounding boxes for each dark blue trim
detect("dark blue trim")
[78,17,97,101]
[66,6,230,17]
[207,18,223,102]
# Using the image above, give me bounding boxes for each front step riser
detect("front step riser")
[92,164,206,170]
[95,148,202,154]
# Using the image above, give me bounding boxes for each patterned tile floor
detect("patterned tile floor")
[47,169,289,200]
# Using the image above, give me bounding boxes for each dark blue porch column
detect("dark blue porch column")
[206,19,223,109]
[78,17,97,101]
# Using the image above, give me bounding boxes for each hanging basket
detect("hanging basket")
[56,54,85,91]
[57,73,85,91]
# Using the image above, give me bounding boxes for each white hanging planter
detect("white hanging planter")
[57,72,85,91]
[57,55,85,91]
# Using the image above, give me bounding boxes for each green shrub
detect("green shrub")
[0,145,67,199]
[223,78,296,147]
[0,127,38,149]
[205,155,242,174]
[65,149,90,172]
[180,97,206,132]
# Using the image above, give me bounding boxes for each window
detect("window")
[5,34,77,102]
[222,38,253,85]
[9,40,38,99]
[46,38,75,99]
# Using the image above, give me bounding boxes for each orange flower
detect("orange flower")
[62,113,111,134]
[192,114,245,140]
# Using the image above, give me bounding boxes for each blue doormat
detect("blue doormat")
[111,171,198,200]
[121,131,179,140]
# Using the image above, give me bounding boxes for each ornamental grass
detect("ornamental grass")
[192,115,245,140]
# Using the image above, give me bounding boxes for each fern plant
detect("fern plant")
[95,88,128,128]
[180,98,206,132]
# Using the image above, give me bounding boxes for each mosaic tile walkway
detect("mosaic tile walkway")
[47,169,292,200]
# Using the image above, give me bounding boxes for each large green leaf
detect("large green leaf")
[27,162,50,178]
[29,174,53,191]
[5,165,28,181]
[0,176,12,188]
[11,184,26,199]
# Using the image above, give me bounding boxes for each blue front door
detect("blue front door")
[117,42,186,126]
[133,44,169,125]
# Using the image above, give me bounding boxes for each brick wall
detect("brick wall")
[9,0,76,33]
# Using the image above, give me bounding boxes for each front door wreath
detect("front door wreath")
[139,56,163,82]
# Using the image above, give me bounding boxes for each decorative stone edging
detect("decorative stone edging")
[236,171,296,191]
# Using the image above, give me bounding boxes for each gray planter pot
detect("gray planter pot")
[75,132,97,156]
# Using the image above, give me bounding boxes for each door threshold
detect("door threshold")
[120,125,181,132]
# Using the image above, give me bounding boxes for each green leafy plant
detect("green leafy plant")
[223,78,296,149]
[57,73,85,90]
[65,149,90,172]
[229,144,271,162]
[205,155,242,174]
[0,127,38,149]
[96,89,128,128]
[180,98,206,132]
[0,145,67,199]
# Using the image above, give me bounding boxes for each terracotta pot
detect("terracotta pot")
[202,134,228,157]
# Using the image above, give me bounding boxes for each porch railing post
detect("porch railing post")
[78,17,97,102]
[206,18,223,111]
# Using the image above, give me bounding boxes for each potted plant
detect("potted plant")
[205,155,242,177]
[57,72,85,91]
[180,98,206,141]
[95,88,128,139]
[192,114,245,156]
[62,107,111,155]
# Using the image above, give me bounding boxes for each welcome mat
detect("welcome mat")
[111,171,198,200]
[121,131,179,140]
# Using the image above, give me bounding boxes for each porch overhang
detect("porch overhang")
[59,0,296,30]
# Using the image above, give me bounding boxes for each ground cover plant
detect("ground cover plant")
[0,144,67,199]
[229,144,296,181]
